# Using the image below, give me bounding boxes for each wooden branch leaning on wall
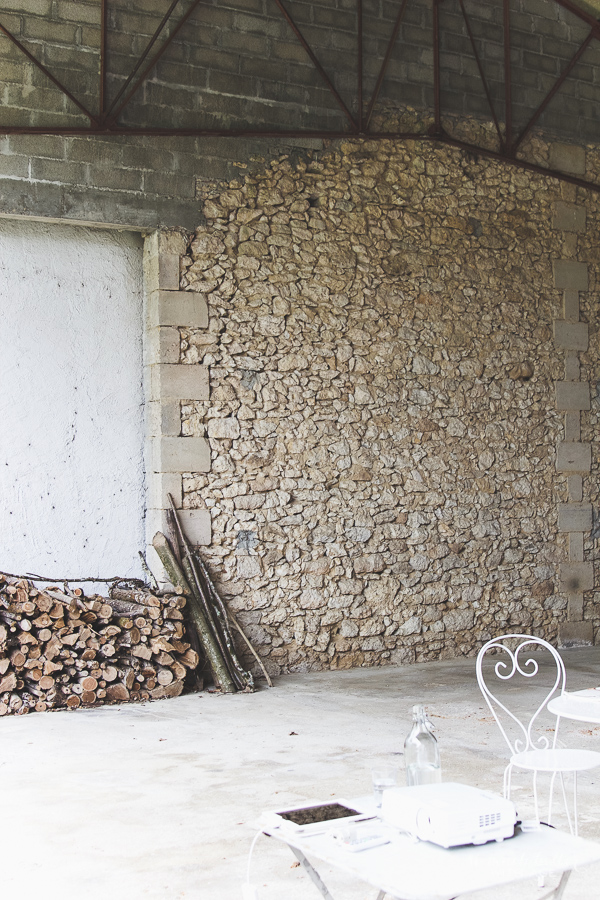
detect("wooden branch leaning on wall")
[152,499,271,691]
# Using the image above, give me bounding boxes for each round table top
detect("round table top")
[547,690,600,724]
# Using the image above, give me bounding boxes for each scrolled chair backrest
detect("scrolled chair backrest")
[476,633,566,756]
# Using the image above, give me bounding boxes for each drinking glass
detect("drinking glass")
[370,761,397,809]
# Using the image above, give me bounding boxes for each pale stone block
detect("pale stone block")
[563,290,579,322]
[177,509,211,545]
[159,254,180,290]
[559,621,593,647]
[558,503,592,532]
[568,474,583,502]
[145,509,170,546]
[560,562,594,592]
[147,290,208,328]
[150,364,209,401]
[552,259,588,291]
[553,202,586,232]
[148,472,183,510]
[564,353,580,381]
[556,381,590,410]
[569,532,584,561]
[145,509,210,550]
[549,142,586,176]
[237,556,262,578]
[562,233,578,257]
[567,594,584,620]
[564,411,581,441]
[144,253,180,294]
[207,417,240,439]
[553,321,588,351]
[145,326,180,365]
[147,400,181,437]
[153,437,210,473]
[158,230,188,257]
[556,442,591,473]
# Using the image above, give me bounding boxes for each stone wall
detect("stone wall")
[150,128,600,675]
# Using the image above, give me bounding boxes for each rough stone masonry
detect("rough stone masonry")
[148,120,600,678]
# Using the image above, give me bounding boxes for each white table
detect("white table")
[548,691,600,725]
[261,796,600,900]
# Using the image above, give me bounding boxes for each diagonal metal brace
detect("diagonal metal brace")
[290,847,337,899]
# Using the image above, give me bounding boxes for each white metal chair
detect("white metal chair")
[476,633,600,835]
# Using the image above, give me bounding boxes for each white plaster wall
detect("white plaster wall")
[0,220,145,580]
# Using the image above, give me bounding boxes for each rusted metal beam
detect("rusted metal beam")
[104,0,182,121]
[106,0,200,126]
[271,0,357,131]
[0,18,98,124]
[432,0,442,135]
[435,130,600,194]
[458,0,503,149]
[512,29,594,153]
[100,0,107,115]
[364,0,410,131]
[503,0,512,151]
[1,120,599,197]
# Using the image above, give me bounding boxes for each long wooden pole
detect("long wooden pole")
[152,532,235,693]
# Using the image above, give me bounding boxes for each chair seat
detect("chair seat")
[511,748,600,773]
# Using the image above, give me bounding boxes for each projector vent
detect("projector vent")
[479,812,502,828]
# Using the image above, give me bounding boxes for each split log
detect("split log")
[0,574,206,715]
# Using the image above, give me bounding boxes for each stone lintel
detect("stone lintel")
[556,441,591,473]
[553,320,589,351]
[150,364,209,402]
[553,201,586,232]
[552,259,588,291]
[556,381,590,411]
[153,436,210,473]
[558,503,592,532]
[558,621,594,648]
[559,562,594,593]
[147,290,208,328]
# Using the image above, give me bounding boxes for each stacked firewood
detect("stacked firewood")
[0,574,200,716]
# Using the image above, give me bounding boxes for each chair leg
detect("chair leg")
[573,771,578,838]
[559,772,573,835]
[548,770,557,826]
[533,769,539,824]
[504,763,513,800]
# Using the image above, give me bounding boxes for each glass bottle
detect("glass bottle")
[404,704,441,786]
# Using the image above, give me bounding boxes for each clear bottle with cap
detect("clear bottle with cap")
[404,703,441,786]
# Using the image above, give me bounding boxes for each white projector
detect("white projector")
[381,782,517,848]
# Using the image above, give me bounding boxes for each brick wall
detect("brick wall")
[1,0,600,227]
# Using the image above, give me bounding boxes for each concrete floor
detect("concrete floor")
[3,649,600,900]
